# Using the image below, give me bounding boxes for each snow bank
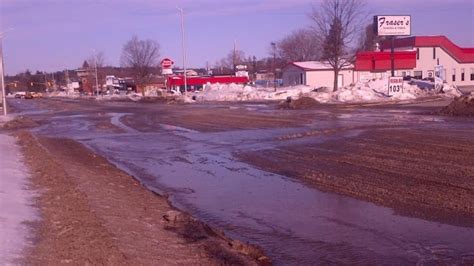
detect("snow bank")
[186,79,462,104]
[47,91,81,98]
[0,134,38,264]
[189,83,313,102]
[44,78,463,105]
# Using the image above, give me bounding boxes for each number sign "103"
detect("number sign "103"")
[388,77,404,96]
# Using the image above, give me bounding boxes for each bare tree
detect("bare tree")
[310,0,366,91]
[87,51,105,69]
[277,28,321,62]
[120,36,160,88]
[214,49,246,74]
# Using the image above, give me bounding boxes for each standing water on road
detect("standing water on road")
[16,100,474,264]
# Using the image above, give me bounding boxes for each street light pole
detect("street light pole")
[0,36,7,116]
[177,7,187,95]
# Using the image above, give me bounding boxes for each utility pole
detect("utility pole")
[271,42,276,91]
[65,69,70,89]
[0,36,7,116]
[177,7,187,95]
[0,28,12,116]
[93,50,99,96]
[233,40,237,73]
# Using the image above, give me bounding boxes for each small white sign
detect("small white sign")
[434,65,445,91]
[162,68,173,75]
[388,76,404,96]
[374,15,411,36]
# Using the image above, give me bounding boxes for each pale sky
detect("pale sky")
[1,0,473,75]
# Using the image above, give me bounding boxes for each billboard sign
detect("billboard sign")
[388,76,404,96]
[374,15,411,36]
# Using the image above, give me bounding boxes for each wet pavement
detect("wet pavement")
[8,98,474,265]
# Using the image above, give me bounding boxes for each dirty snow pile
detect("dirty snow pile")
[190,83,314,102]
[47,91,82,98]
[187,79,462,104]
[323,79,462,103]
[0,134,38,264]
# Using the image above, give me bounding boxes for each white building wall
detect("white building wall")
[305,69,354,88]
[282,65,355,89]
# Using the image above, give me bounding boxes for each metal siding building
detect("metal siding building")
[282,62,355,89]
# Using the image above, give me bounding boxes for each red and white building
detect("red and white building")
[282,35,474,89]
[380,35,474,86]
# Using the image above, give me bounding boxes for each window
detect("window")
[416,48,420,60]
[471,68,474,81]
[452,69,456,82]
[461,68,465,81]
[414,71,422,79]
[402,71,406,77]
[433,47,436,59]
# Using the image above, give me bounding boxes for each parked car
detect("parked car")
[14,92,26,98]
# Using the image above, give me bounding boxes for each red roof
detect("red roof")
[382,36,474,63]
[355,51,416,71]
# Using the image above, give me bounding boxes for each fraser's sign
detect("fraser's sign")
[374,15,411,36]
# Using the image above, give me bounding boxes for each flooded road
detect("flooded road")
[9,98,474,264]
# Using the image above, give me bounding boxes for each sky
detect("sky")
[0,0,473,75]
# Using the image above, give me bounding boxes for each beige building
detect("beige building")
[282,61,355,89]
[382,36,474,87]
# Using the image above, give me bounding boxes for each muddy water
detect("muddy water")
[14,100,474,264]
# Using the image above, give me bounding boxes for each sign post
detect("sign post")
[374,15,411,93]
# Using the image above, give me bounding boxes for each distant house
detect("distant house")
[136,77,166,94]
[282,61,355,88]
[76,61,94,93]
[105,75,136,92]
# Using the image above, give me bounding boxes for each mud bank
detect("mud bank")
[440,95,474,116]
[16,132,269,265]
[238,128,474,227]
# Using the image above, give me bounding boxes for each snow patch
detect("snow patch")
[0,134,39,264]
